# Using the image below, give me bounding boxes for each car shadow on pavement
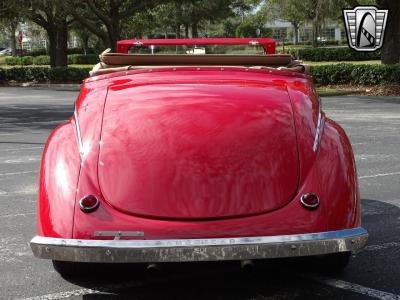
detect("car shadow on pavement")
[50,199,400,299]
[0,103,73,132]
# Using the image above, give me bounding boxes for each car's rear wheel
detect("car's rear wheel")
[317,251,351,273]
[52,260,93,278]
[52,260,146,278]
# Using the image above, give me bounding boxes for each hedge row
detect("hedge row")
[23,48,95,57]
[310,64,400,85]
[68,54,99,64]
[5,54,99,65]
[1,64,399,85]
[287,47,381,61]
[0,67,91,83]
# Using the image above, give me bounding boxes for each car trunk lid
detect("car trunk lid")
[98,79,299,219]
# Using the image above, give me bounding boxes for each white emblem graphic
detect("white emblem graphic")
[343,6,388,51]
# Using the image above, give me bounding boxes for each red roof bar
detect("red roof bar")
[117,38,276,55]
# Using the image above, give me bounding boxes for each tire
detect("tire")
[52,260,145,278]
[52,260,95,278]
[317,252,351,273]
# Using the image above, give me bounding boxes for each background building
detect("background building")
[265,20,345,44]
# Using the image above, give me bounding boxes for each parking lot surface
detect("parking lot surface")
[0,87,399,299]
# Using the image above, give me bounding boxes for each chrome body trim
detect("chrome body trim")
[94,231,145,240]
[313,111,323,152]
[30,227,368,263]
[73,109,84,155]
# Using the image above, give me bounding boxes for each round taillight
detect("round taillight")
[300,193,320,209]
[79,195,100,213]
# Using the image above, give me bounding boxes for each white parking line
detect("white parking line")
[0,120,64,126]
[3,156,41,164]
[365,241,400,251]
[0,170,38,177]
[0,133,22,136]
[0,146,43,152]
[21,288,105,300]
[359,171,400,179]
[310,276,400,300]
[21,280,152,300]
[0,212,35,219]
[0,189,37,196]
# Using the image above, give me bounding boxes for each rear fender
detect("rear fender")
[320,118,360,229]
[37,121,81,237]
[287,79,360,230]
[37,81,109,238]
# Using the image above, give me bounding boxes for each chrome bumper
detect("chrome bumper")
[30,227,368,263]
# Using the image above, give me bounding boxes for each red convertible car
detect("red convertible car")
[30,38,368,276]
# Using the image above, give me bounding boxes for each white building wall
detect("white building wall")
[265,20,344,42]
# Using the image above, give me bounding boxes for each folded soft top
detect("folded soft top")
[89,49,309,77]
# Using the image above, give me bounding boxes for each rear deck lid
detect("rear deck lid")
[98,76,299,219]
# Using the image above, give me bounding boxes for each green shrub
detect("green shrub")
[23,48,95,57]
[287,47,381,61]
[21,56,34,65]
[310,64,400,85]
[0,66,91,83]
[7,54,98,66]
[67,54,98,64]
[5,56,22,65]
[0,68,6,81]
[1,64,400,86]
[67,48,86,55]
[27,49,47,56]
[33,55,51,65]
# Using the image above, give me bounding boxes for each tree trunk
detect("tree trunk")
[312,21,318,48]
[8,22,17,56]
[378,0,400,64]
[55,20,68,67]
[107,1,120,52]
[191,23,198,38]
[175,24,181,38]
[293,23,299,45]
[184,24,189,38]
[105,13,119,51]
[47,28,57,68]
[108,29,118,52]
[47,21,68,68]
[81,35,89,55]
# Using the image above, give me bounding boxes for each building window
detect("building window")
[271,28,288,42]
[320,28,335,40]
[341,29,347,41]
[22,41,31,51]
[300,28,312,42]
[40,39,47,49]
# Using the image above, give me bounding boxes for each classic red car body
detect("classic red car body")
[31,38,367,272]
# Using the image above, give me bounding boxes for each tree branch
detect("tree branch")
[85,0,112,27]
[346,0,359,8]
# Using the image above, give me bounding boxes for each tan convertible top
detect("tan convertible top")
[90,49,309,77]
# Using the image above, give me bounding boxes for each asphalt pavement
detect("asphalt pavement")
[0,87,399,300]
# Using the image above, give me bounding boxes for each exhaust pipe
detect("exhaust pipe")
[146,263,161,276]
[240,260,254,273]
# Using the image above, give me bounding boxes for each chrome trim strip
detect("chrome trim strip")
[313,111,322,152]
[30,227,368,263]
[73,109,84,155]
[94,231,145,240]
